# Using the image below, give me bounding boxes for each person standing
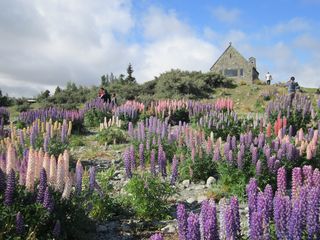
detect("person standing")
[286,76,297,103]
[99,87,111,103]
[265,72,272,85]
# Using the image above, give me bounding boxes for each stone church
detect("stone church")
[210,43,259,83]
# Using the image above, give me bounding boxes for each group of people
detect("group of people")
[265,72,300,96]
[98,87,117,105]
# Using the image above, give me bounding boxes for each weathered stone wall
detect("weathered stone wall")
[210,46,256,83]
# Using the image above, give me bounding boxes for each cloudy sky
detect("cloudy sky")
[1,0,320,97]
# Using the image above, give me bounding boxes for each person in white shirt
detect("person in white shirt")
[265,72,272,85]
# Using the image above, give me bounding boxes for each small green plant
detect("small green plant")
[69,135,85,148]
[84,109,111,128]
[96,127,127,145]
[47,137,69,157]
[124,174,175,220]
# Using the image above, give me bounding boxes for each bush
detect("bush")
[84,109,111,128]
[96,127,127,145]
[124,174,175,220]
[168,108,190,125]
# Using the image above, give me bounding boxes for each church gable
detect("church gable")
[210,43,258,83]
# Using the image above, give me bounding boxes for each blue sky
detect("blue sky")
[0,0,319,97]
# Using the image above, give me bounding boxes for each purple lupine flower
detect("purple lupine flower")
[230,196,241,238]
[312,168,320,186]
[286,143,294,161]
[4,169,15,206]
[250,212,263,240]
[203,200,219,240]
[276,167,286,196]
[306,187,320,238]
[139,143,145,170]
[170,155,178,185]
[150,149,156,176]
[187,213,200,240]
[273,195,290,239]
[53,220,61,238]
[237,150,243,170]
[43,187,54,212]
[130,145,136,169]
[149,233,164,240]
[177,203,188,240]
[0,168,5,193]
[75,161,83,194]
[246,178,258,223]
[264,184,273,222]
[288,199,302,240]
[251,147,258,165]
[224,205,235,240]
[160,150,167,178]
[257,192,270,239]
[124,149,132,179]
[213,146,220,162]
[231,136,236,150]
[36,168,47,203]
[292,167,302,199]
[256,160,262,176]
[303,165,313,188]
[227,150,233,164]
[16,212,24,235]
[200,200,209,237]
[89,166,96,193]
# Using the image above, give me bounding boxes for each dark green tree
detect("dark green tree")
[125,63,136,83]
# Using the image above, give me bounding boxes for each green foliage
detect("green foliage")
[47,137,69,158]
[154,70,231,99]
[0,90,12,107]
[69,135,85,148]
[124,174,175,220]
[96,127,127,145]
[84,109,111,128]
[125,63,136,83]
[168,108,190,125]
[179,152,218,182]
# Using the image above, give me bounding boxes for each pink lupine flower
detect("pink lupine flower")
[49,155,57,186]
[55,154,65,192]
[25,148,35,192]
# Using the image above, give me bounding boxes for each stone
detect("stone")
[161,224,176,233]
[206,176,216,188]
[193,185,205,190]
[186,197,196,204]
[181,180,190,188]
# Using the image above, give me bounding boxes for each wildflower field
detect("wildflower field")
[0,91,320,240]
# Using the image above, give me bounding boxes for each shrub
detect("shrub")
[96,127,127,145]
[84,109,111,128]
[168,108,190,125]
[124,174,175,220]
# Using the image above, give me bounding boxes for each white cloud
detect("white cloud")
[211,6,241,24]
[273,18,310,34]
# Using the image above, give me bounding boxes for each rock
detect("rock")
[197,195,207,203]
[199,180,205,185]
[193,185,205,190]
[206,176,216,188]
[186,197,196,204]
[182,180,190,188]
[161,224,176,233]
[97,225,108,233]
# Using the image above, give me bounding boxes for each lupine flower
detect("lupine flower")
[0,168,5,193]
[49,155,57,186]
[264,184,273,222]
[53,220,61,238]
[256,160,262,176]
[312,168,320,186]
[4,169,15,206]
[177,203,187,240]
[62,177,72,200]
[246,178,258,223]
[170,155,178,185]
[219,198,226,240]
[303,165,313,188]
[75,160,83,194]
[250,212,263,240]
[63,150,69,183]
[89,166,96,193]
[150,149,156,176]
[124,149,132,178]
[6,144,16,175]
[225,205,235,239]
[139,143,145,170]
[16,212,25,235]
[292,167,302,199]
[230,196,241,238]
[203,200,219,240]
[251,147,258,165]
[36,168,47,203]
[276,167,286,196]
[55,154,65,192]
[187,213,200,240]
[43,187,54,212]
[273,195,290,239]
[306,187,320,238]
[149,233,164,240]
[288,199,302,240]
